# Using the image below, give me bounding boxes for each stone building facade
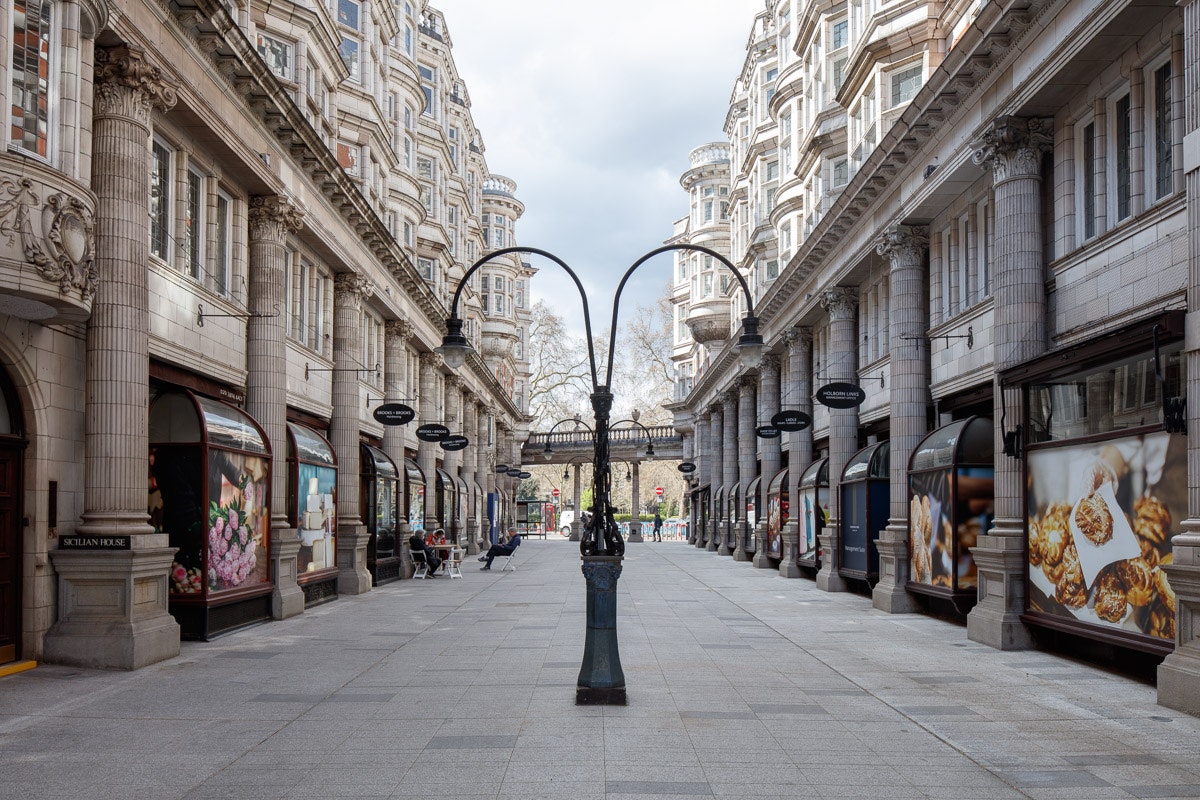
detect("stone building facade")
[0,0,530,669]
[669,0,1200,712]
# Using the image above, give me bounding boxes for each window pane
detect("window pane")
[338,0,359,30]
[150,142,171,260]
[340,38,360,81]
[1154,64,1172,200]
[215,194,230,296]
[1083,123,1096,239]
[891,65,922,106]
[256,33,292,80]
[186,171,203,279]
[1115,94,1131,220]
[11,0,52,157]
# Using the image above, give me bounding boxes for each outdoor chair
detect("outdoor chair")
[410,549,429,579]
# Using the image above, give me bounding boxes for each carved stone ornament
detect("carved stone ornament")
[782,325,813,354]
[385,318,414,342]
[333,272,374,308]
[93,46,178,123]
[971,116,1054,182]
[876,225,930,266]
[248,196,304,242]
[1,178,97,301]
[820,287,858,321]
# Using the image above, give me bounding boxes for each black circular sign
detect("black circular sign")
[772,409,812,432]
[440,434,469,451]
[506,467,522,477]
[677,462,698,474]
[518,471,532,479]
[816,382,867,409]
[495,464,509,473]
[755,425,781,439]
[416,423,450,442]
[372,402,415,426]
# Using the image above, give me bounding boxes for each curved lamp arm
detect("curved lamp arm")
[605,244,764,386]
[610,417,657,457]
[439,247,600,390]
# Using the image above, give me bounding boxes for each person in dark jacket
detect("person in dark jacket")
[409,532,442,576]
[653,512,663,542]
[478,531,521,570]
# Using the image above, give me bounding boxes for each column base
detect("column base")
[815,529,847,591]
[44,545,180,670]
[778,522,802,578]
[732,542,749,562]
[336,523,373,595]
[966,529,1034,650]
[270,534,305,620]
[706,525,719,551]
[570,521,582,542]
[873,523,920,613]
[465,521,479,555]
[751,525,773,568]
[577,555,626,705]
[1158,546,1200,713]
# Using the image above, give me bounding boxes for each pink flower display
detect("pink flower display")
[206,476,260,591]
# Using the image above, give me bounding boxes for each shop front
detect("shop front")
[698,485,710,546]
[744,476,761,553]
[1013,314,1184,655]
[361,444,400,586]
[404,458,425,538]
[287,422,337,606]
[435,467,455,533]
[765,469,788,560]
[798,457,828,572]
[713,485,725,548]
[907,417,993,611]
[148,390,273,640]
[839,441,889,585]
[455,476,470,543]
[727,483,740,551]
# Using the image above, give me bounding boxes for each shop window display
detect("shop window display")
[798,458,828,570]
[287,423,337,596]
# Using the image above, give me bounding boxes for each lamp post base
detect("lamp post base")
[576,554,627,705]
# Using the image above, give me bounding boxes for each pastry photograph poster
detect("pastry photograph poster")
[1026,431,1181,644]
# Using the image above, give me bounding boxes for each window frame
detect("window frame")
[9,0,57,161]
[149,137,174,264]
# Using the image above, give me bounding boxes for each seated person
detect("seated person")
[409,531,442,576]
[478,531,521,570]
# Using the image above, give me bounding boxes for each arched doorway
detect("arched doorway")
[0,367,24,664]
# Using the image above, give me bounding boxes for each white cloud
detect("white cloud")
[433,0,762,336]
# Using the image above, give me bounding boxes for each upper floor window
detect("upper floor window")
[1113,93,1132,221]
[338,0,360,30]
[255,33,293,81]
[337,141,361,176]
[419,64,436,117]
[1151,62,1173,201]
[10,0,53,159]
[185,169,205,280]
[890,64,922,107]
[214,191,232,298]
[150,139,173,262]
[340,37,360,83]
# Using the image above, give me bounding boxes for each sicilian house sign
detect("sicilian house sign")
[816,382,867,409]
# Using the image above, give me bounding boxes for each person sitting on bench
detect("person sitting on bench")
[478,531,521,570]
[409,531,442,576]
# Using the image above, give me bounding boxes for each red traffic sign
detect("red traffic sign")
[655,486,664,497]
[552,488,560,497]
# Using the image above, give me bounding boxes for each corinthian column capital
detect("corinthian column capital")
[972,116,1054,182]
[385,318,414,342]
[248,196,304,242]
[876,225,930,266]
[334,273,373,309]
[820,287,858,321]
[93,45,178,123]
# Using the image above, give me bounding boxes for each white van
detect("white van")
[559,510,575,536]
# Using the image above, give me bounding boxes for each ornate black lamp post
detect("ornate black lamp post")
[438,244,763,704]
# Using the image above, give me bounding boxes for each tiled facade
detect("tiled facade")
[668,0,1200,712]
[0,1,531,669]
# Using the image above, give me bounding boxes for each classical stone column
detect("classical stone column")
[692,412,709,546]
[332,273,373,594]
[707,404,723,551]
[817,289,857,592]
[1158,0,1200,713]
[719,391,738,556]
[418,352,442,532]
[383,319,415,574]
[46,46,181,670]
[779,329,812,578]
[734,377,757,561]
[873,225,930,613]
[477,404,494,546]
[629,460,643,542]
[964,116,1052,647]
[246,195,305,619]
[753,357,782,569]
[443,374,463,543]
[462,394,480,554]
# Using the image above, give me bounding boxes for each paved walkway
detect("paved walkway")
[3,539,1200,800]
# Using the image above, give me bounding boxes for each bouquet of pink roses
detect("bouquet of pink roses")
[207,477,259,590]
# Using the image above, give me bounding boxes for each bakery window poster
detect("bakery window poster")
[1026,431,1181,644]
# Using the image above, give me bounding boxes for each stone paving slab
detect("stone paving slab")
[3,538,1200,799]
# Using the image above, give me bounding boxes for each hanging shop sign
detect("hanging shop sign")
[518,471,532,479]
[771,410,812,431]
[816,382,867,409]
[755,425,782,439]
[678,462,698,474]
[415,423,450,442]
[439,434,469,451]
[372,403,415,426]
[495,464,510,473]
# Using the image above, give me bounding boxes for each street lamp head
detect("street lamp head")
[437,314,473,370]
[542,441,554,460]
[645,442,655,457]
[736,314,766,370]
[563,467,570,481]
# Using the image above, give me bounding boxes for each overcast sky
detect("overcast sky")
[433,0,764,340]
